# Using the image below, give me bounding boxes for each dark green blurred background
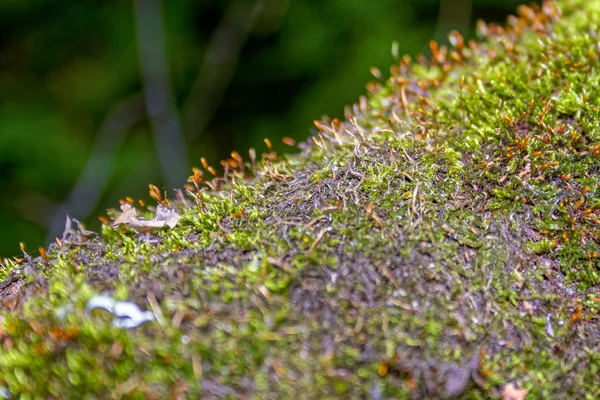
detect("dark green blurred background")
[0,0,532,257]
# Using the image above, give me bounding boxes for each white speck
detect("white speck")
[331,272,338,283]
[86,294,155,329]
[545,313,554,338]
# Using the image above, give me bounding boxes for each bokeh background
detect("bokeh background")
[0,0,534,257]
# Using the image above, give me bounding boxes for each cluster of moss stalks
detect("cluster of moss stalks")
[1,0,600,398]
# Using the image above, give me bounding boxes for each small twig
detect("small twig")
[412,183,421,216]
[146,291,166,331]
[303,215,328,229]
[401,146,418,166]
[308,227,332,252]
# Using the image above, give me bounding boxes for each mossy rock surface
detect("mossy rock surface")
[2,0,600,398]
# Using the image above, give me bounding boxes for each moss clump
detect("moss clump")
[1,0,600,398]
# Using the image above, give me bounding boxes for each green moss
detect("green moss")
[1,0,600,398]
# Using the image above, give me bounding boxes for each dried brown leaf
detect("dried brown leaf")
[112,204,181,233]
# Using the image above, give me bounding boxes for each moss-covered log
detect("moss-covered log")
[1,0,600,398]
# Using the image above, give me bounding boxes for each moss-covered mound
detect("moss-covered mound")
[2,0,600,398]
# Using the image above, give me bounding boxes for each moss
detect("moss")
[1,0,600,398]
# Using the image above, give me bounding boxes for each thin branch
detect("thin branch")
[134,0,188,188]
[182,0,267,142]
[48,94,146,240]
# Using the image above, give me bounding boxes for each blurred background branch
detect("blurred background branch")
[135,0,188,188]
[47,94,146,240]
[182,0,269,142]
